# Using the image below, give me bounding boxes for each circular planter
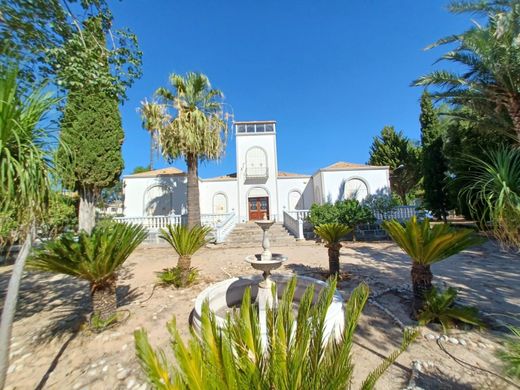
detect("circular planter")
[191,274,345,342]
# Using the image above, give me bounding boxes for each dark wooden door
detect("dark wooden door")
[248,197,269,220]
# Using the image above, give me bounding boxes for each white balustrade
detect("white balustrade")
[283,211,304,240]
[372,206,419,222]
[115,213,236,243]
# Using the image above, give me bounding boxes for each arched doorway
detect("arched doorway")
[247,187,269,220]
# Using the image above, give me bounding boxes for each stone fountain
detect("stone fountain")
[191,220,345,345]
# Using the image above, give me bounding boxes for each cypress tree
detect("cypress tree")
[57,17,124,233]
[420,91,449,220]
[368,126,421,203]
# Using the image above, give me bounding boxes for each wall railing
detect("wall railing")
[115,213,236,243]
[283,211,304,240]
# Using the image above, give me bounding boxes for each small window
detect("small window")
[265,124,274,132]
[236,125,245,133]
[246,125,255,133]
[256,124,265,132]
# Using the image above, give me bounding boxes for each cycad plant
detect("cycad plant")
[135,278,417,389]
[382,217,484,316]
[159,224,211,285]
[459,147,520,250]
[417,287,484,333]
[28,223,147,320]
[314,223,352,276]
[498,325,520,380]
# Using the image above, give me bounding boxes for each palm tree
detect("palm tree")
[135,278,417,389]
[139,98,163,170]
[459,146,520,250]
[28,223,147,320]
[314,223,352,276]
[0,64,58,388]
[413,1,520,144]
[159,224,211,285]
[382,217,484,317]
[140,72,228,228]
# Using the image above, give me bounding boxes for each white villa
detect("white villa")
[121,121,390,241]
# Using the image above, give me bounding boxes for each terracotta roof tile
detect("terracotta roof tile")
[126,167,185,177]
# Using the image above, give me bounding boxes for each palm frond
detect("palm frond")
[159,225,211,257]
[382,217,485,265]
[314,223,352,245]
[28,223,147,288]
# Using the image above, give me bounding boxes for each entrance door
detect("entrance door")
[248,197,269,220]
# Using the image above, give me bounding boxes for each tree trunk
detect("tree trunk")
[506,95,520,145]
[410,262,433,318]
[327,244,341,276]
[91,283,117,321]
[186,153,201,228]
[0,229,33,388]
[79,186,97,234]
[177,255,192,286]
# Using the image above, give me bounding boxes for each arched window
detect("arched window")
[288,190,303,210]
[345,179,369,201]
[144,185,172,216]
[246,147,268,177]
[213,193,228,214]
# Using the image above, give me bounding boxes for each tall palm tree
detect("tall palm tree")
[0,64,59,388]
[413,0,520,144]
[382,217,484,317]
[139,98,163,170]
[140,72,228,228]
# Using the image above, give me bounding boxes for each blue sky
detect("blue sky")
[112,0,470,178]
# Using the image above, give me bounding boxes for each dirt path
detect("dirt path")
[1,241,518,389]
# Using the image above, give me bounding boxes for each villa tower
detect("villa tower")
[235,121,279,222]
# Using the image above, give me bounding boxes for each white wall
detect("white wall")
[235,132,279,222]
[123,175,187,217]
[276,177,313,213]
[320,169,390,203]
[199,179,238,215]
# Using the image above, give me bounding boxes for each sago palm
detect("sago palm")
[0,64,58,387]
[28,223,147,320]
[413,1,520,143]
[135,278,417,389]
[459,146,520,250]
[140,72,229,228]
[382,217,484,316]
[159,224,211,284]
[314,223,352,276]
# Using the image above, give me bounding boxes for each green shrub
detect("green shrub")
[135,278,417,389]
[157,267,199,288]
[308,203,339,226]
[498,326,520,380]
[308,200,374,232]
[40,194,78,238]
[418,287,484,333]
[362,190,400,220]
[336,199,374,236]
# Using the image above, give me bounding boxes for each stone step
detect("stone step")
[224,222,297,245]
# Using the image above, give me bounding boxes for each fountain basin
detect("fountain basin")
[191,274,345,341]
[244,253,287,273]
